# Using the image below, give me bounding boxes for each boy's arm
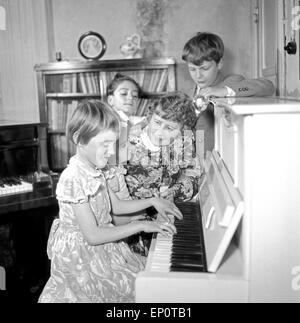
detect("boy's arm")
[197,74,275,99]
[220,74,275,97]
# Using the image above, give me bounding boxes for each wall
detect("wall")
[0,0,51,122]
[51,0,253,96]
[283,0,300,98]
[0,0,254,122]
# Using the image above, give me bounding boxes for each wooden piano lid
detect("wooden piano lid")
[213,97,300,115]
[0,119,47,129]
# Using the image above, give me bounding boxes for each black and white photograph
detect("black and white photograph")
[0,0,300,307]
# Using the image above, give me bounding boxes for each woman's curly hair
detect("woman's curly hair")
[148,91,197,129]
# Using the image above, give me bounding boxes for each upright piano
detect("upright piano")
[0,120,58,215]
[0,120,58,296]
[136,97,300,303]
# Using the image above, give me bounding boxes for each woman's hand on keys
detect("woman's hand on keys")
[152,197,183,222]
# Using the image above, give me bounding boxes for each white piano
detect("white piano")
[136,97,300,303]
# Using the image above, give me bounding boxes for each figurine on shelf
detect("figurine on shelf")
[120,34,143,59]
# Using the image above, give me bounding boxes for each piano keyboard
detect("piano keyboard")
[150,202,207,273]
[0,177,33,197]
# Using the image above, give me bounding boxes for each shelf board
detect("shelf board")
[35,58,176,73]
[46,93,102,99]
[45,92,166,99]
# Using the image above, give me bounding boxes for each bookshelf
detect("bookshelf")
[34,58,176,171]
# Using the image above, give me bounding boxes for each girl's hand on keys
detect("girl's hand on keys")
[141,220,177,237]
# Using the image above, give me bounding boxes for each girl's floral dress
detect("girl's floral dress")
[39,156,145,303]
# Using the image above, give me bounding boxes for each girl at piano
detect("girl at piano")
[39,99,181,303]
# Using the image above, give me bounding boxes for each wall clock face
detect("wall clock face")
[78,31,107,60]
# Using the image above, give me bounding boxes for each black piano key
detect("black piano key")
[171,247,203,254]
[172,243,202,250]
[171,255,203,263]
[172,246,203,255]
[175,226,200,231]
[170,264,205,272]
[171,260,203,268]
[15,178,22,185]
[173,253,202,258]
[170,267,205,273]
[10,177,18,185]
[171,261,204,268]
[175,227,200,232]
[172,243,201,249]
[173,232,200,238]
[173,232,201,238]
[176,219,200,223]
[171,264,204,270]
[172,237,201,244]
[3,177,11,185]
[172,251,202,257]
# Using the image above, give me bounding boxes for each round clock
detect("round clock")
[78,31,107,60]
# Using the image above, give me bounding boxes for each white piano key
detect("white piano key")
[0,180,33,197]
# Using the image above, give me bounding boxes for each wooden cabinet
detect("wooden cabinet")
[34,58,176,171]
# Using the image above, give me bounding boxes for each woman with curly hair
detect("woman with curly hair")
[123,91,202,255]
[125,91,201,202]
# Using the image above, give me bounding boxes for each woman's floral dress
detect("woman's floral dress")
[125,126,201,202]
[39,156,145,303]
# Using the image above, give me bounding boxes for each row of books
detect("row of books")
[47,98,153,128]
[136,98,155,116]
[47,99,78,131]
[47,98,157,169]
[49,134,76,170]
[45,69,169,95]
